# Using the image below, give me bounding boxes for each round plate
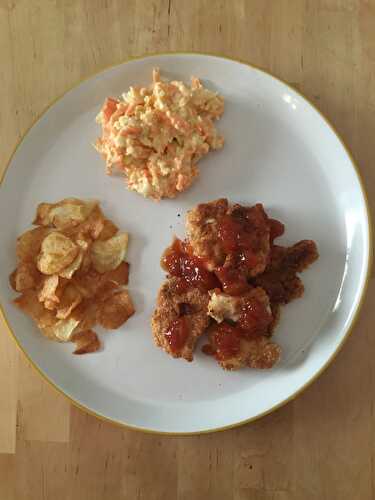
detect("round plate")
[0,53,371,434]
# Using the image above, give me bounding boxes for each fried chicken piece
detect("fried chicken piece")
[284,240,319,272]
[151,277,210,361]
[205,287,280,370]
[205,322,281,371]
[207,286,271,326]
[268,303,281,336]
[213,203,272,295]
[226,203,271,277]
[153,199,318,371]
[207,289,241,323]
[253,240,319,305]
[185,198,228,270]
[186,200,272,280]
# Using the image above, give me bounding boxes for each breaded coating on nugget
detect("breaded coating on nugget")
[151,277,210,361]
[204,287,279,370]
[206,322,281,371]
[253,240,319,305]
[226,203,271,277]
[185,198,228,270]
[207,286,271,326]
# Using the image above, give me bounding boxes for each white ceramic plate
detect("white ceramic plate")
[0,53,371,434]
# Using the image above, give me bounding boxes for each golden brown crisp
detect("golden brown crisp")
[72,329,101,355]
[97,290,135,329]
[16,227,51,262]
[253,240,319,305]
[207,324,281,371]
[97,219,118,241]
[151,277,210,361]
[11,198,134,355]
[33,198,98,230]
[9,262,41,292]
[13,290,57,330]
[185,198,228,270]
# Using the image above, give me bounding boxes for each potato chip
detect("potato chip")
[95,281,119,302]
[59,251,83,279]
[105,262,129,286]
[76,237,90,250]
[37,232,79,275]
[41,317,81,342]
[67,206,105,241]
[38,274,60,304]
[72,262,129,300]
[72,330,100,355]
[11,197,134,355]
[71,299,97,334]
[62,237,91,279]
[97,219,118,241]
[72,268,102,298]
[9,262,41,292]
[14,290,57,329]
[81,207,106,240]
[14,290,44,318]
[44,299,58,311]
[34,198,98,230]
[33,203,52,226]
[97,290,134,329]
[91,233,128,273]
[56,284,82,319]
[79,251,92,275]
[16,227,50,262]
[69,236,92,278]
[9,271,16,291]
[49,200,98,230]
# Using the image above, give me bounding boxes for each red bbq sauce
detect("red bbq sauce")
[215,204,270,286]
[208,297,273,359]
[237,298,272,338]
[165,317,189,353]
[162,239,220,292]
[215,205,286,294]
[218,213,263,262]
[213,322,242,360]
[214,265,250,295]
[202,344,215,356]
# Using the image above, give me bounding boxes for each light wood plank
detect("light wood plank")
[0,317,17,454]
[17,354,70,443]
[177,432,234,500]
[0,453,16,500]
[67,407,178,500]
[14,440,69,500]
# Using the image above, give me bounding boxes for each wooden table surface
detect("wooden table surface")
[1,1,374,499]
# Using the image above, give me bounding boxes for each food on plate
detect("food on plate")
[152,277,210,362]
[185,197,228,270]
[205,288,280,370]
[206,323,281,371]
[95,68,224,200]
[152,199,319,370]
[10,198,134,355]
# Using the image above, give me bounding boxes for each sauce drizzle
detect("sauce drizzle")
[162,238,220,292]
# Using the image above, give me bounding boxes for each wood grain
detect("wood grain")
[0,1,374,498]
[17,355,70,443]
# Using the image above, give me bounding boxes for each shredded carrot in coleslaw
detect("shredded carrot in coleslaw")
[95,69,224,200]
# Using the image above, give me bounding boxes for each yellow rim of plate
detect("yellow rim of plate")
[0,51,372,436]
